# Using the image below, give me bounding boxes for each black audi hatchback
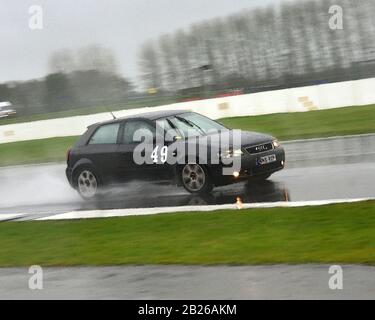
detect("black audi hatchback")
[66,110,285,199]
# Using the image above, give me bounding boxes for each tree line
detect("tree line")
[0,45,134,116]
[138,0,375,95]
[1,0,375,116]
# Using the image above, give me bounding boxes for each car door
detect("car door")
[83,122,121,183]
[116,119,171,182]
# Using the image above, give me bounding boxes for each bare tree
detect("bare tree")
[138,0,375,92]
[49,45,119,75]
[138,41,163,90]
[77,45,118,74]
[159,34,179,91]
[48,49,76,74]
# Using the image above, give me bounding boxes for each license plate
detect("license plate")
[257,154,277,165]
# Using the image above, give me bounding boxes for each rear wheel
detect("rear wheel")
[75,168,100,200]
[181,163,213,194]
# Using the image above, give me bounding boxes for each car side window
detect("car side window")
[88,123,120,145]
[122,120,155,144]
[157,118,180,141]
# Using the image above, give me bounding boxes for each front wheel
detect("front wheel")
[75,168,100,200]
[180,164,213,194]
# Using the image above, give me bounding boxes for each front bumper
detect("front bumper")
[210,147,286,186]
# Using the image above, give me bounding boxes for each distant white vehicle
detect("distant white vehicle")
[0,101,16,118]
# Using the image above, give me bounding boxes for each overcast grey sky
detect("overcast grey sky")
[0,0,290,85]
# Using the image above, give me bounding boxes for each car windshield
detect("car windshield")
[167,113,227,138]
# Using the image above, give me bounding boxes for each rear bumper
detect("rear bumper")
[210,147,285,186]
[66,167,75,189]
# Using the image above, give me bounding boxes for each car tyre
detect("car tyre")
[180,163,214,194]
[74,167,101,200]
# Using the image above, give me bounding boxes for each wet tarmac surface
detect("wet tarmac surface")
[1,163,374,299]
[1,265,375,299]
[0,161,374,218]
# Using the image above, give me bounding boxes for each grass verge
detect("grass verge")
[0,104,374,167]
[0,136,78,167]
[220,104,375,140]
[0,201,374,267]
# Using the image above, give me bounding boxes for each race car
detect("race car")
[66,110,285,199]
[0,102,17,118]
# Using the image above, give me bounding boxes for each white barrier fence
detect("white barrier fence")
[1,77,375,144]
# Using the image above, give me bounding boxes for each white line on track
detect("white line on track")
[33,198,375,221]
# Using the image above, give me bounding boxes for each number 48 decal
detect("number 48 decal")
[151,146,168,163]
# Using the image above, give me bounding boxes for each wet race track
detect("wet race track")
[1,265,375,299]
[1,158,375,299]
[0,161,374,220]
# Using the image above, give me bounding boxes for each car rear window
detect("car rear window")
[88,123,120,145]
[122,120,155,144]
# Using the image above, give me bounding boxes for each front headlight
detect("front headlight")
[272,140,280,148]
[232,149,244,157]
[219,148,244,159]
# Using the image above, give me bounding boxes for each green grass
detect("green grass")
[0,104,374,167]
[220,104,375,141]
[0,136,78,167]
[0,202,374,267]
